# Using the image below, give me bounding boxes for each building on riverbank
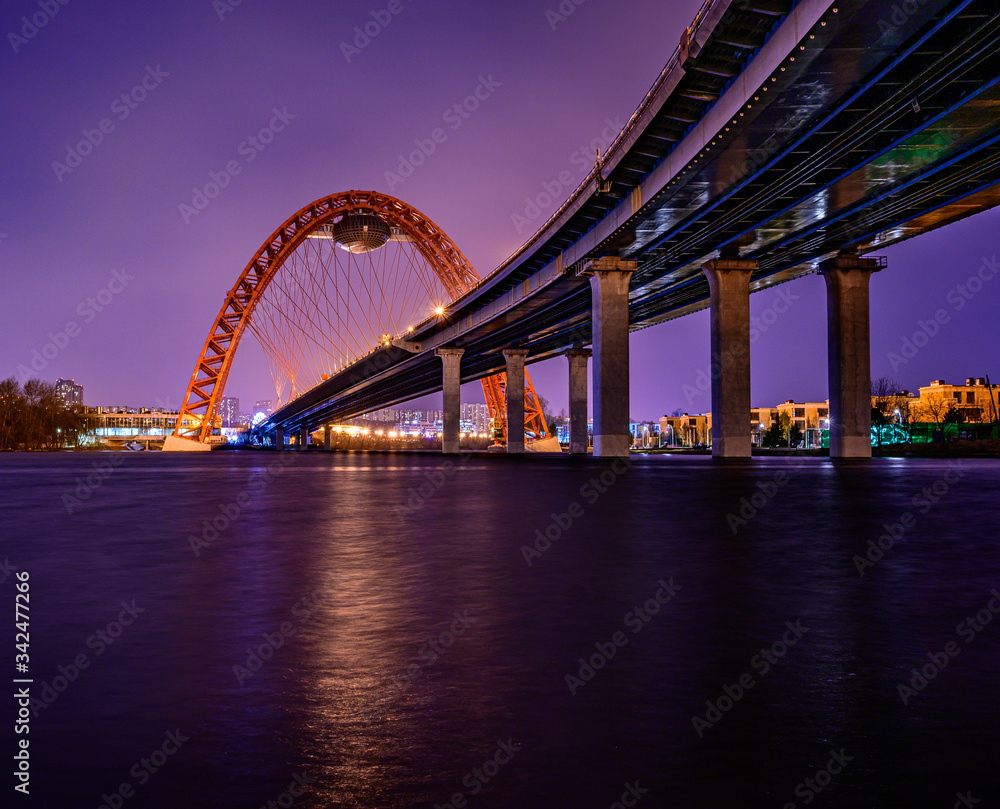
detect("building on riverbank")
[659,377,1000,449]
[55,378,84,408]
[84,408,213,441]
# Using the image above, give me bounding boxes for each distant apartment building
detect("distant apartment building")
[630,421,661,449]
[253,399,274,416]
[217,396,240,427]
[86,409,211,438]
[659,413,711,446]
[750,407,778,434]
[774,400,828,440]
[663,401,829,447]
[355,405,489,433]
[55,378,83,408]
[657,376,999,450]
[397,409,443,430]
[461,403,491,433]
[555,419,592,445]
[555,422,570,444]
[911,378,999,423]
[766,401,829,447]
[360,408,399,424]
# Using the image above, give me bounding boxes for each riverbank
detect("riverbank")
[15,439,1000,458]
[637,442,1000,458]
[874,439,1000,458]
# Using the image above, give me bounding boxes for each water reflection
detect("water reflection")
[2,453,998,807]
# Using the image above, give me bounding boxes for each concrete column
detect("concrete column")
[299,425,309,450]
[503,348,529,454]
[436,347,465,454]
[566,348,591,454]
[702,257,757,458]
[581,257,636,458]
[274,425,283,449]
[323,425,331,451]
[821,253,883,458]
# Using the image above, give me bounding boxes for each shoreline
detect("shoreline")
[7,442,1000,459]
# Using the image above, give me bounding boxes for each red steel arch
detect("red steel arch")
[174,190,549,443]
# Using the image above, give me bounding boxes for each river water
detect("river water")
[1,451,998,808]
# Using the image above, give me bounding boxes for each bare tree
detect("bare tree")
[917,392,952,426]
[893,397,912,443]
[0,377,24,450]
[0,378,84,451]
[871,376,900,446]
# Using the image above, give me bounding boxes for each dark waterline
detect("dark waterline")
[2,451,999,808]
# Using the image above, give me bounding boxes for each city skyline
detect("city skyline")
[42,365,1000,425]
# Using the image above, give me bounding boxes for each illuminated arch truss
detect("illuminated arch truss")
[174,190,549,444]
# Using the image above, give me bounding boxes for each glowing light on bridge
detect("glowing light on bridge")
[173,191,551,446]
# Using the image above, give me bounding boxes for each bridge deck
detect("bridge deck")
[267,0,1000,433]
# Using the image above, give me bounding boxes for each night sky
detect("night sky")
[3,0,999,419]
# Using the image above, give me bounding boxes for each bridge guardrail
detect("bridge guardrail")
[479,0,723,285]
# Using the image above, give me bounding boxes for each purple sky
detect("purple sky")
[3,0,999,420]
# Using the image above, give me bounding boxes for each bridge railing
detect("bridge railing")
[481,0,723,283]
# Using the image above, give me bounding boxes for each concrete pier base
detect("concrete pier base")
[821,253,884,459]
[437,347,465,454]
[503,348,529,454]
[275,425,284,449]
[162,435,211,452]
[582,257,636,458]
[323,425,331,451]
[566,347,591,454]
[703,258,757,458]
[299,425,310,450]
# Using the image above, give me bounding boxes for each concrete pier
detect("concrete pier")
[821,252,884,458]
[275,425,284,450]
[323,425,331,451]
[299,425,309,450]
[566,347,591,454]
[437,347,465,454]
[702,257,757,458]
[582,257,636,458]
[162,435,211,452]
[503,348,529,454]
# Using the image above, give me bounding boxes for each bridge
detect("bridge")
[169,0,1000,459]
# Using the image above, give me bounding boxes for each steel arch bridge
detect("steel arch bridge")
[173,190,549,444]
